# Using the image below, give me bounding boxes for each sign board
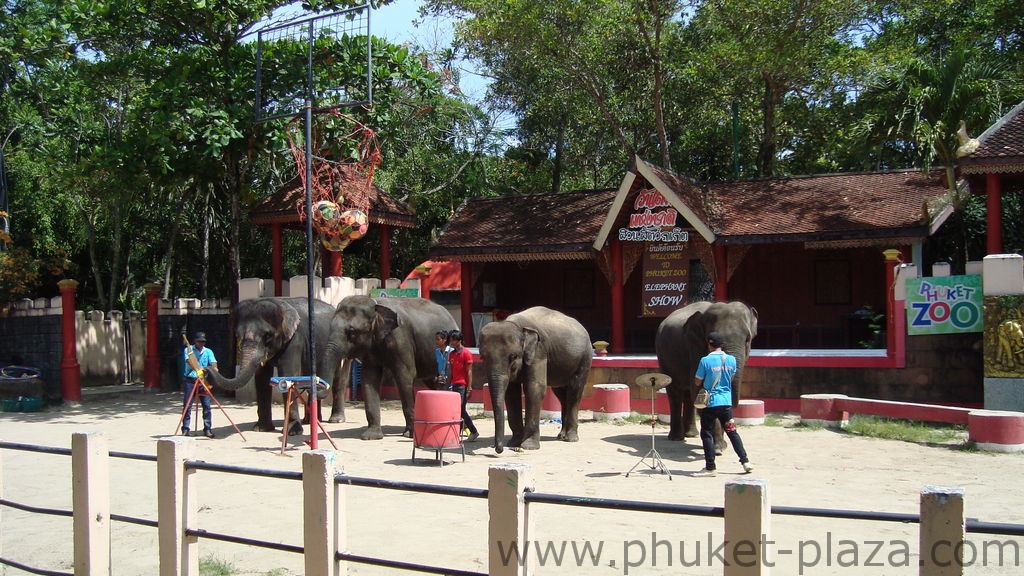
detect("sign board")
[905,275,983,335]
[640,242,690,317]
[371,288,419,298]
[618,188,689,243]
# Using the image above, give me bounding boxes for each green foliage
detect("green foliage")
[199,555,236,576]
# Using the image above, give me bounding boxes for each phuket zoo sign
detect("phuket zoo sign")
[618,188,691,317]
[905,275,983,335]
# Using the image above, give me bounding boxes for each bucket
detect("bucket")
[2,397,21,412]
[414,390,461,448]
[21,397,44,412]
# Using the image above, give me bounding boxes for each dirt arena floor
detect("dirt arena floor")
[1,390,1022,575]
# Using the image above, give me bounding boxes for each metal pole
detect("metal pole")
[304,23,319,450]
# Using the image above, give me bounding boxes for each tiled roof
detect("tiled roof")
[706,170,951,243]
[249,176,416,229]
[430,164,952,260]
[430,190,618,260]
[959,101,1024,174]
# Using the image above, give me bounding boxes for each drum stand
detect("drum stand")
[625,373,672,480]
[174,377,247,441]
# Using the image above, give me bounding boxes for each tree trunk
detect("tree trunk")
[161,202,185,300]
[200,185,211,300]
[757,74,782,177]
[107,200,123,312]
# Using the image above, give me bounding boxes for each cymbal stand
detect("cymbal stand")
[625,385,672,480]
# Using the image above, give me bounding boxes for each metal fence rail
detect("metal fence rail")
[3,436,1024,576]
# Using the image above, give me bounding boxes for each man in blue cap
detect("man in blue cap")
[183,332,218,438]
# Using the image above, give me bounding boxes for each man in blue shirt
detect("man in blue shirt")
[183,332,218,438]
[693,331,753,476]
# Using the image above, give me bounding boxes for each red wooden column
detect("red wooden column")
[271,223,283,296]
[379,224,392,281]
[986,172,1003,254]
[610,238,625,353]
[460,262,474,345]
[713,243,729,301]
[143,282,162,390]
[321,246,342,277]
[58,279,82,402]
[883,249,901,357]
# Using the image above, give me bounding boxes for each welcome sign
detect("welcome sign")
[905,275,983,335]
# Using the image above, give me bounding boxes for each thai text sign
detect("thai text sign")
[641,242,689,317]
[618,188,689,242]
[905,275,983,335]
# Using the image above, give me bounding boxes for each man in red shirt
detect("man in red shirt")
[446,330,479,442]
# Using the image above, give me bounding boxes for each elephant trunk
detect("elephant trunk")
[206,345,263,391]
[489,375,508,454]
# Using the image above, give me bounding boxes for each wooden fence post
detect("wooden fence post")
[158,437,197,576]
[724,478,771,576]
[488,463,534,576]
[303,449,344,576]
[72,432,110,575]
[920,486,965,576]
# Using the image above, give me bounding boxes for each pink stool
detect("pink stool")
[593,384,630,421]
[412,390,464,465]
[540,386,561,420]
[733,399,766,425]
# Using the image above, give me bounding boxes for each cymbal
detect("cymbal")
[635,372,672,390]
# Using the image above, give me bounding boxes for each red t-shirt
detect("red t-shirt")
[448,346,473,385]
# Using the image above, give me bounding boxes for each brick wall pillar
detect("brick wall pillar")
[58,279,82,402]
[144,282,162,390]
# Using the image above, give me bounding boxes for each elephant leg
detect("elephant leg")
[393,369,417,439]
[276,354,305,437]
[666,384,686,441]
[328,359,349,423]
[553,384,583,442]
[253,365,277,432]
[360,363,385,440]
[519,382,544,450]
[713,420,727,454]
[505,384,525,447]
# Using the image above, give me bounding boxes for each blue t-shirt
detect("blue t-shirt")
[184,346,217,379]
[434,346,451,379]
[694,351,737,408]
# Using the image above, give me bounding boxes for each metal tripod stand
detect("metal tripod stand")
[625,373,672,480]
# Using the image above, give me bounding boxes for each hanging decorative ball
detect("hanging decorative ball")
[312,200,341,235]
[320,232,350,252]
[338,209,369,240]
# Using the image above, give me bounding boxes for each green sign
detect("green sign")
[905,275,983,335]
[370,288,419,298]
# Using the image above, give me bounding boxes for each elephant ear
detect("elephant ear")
[747,306,759,340]
[522,327,540,365]
[373,305,401,342]
[278,303,302,344]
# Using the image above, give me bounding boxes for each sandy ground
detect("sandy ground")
[1,390,1022,576]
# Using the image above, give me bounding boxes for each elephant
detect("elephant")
[654,301,758,447]
[319,295,458,440]
[477,306,592,453]
[205,297,340,435]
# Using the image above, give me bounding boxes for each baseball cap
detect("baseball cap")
[707,331,725,348]
[194,332,207,342]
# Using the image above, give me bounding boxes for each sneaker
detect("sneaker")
[181,429,191,437]
[742,461,754,473]
[203,429,216,439]
[694,468,717,477]
[466,432,480,442]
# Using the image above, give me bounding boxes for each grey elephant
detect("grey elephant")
[319,295,458,440]
[654,301,758,445]
[205,297,341,435]
[478,306,592,453]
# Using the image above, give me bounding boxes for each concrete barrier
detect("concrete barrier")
[968,410,1024,453]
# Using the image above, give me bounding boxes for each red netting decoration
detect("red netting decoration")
[286,110,381,251]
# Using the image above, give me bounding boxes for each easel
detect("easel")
[625,372,673,480]
[271,376,338,454]
[174,334,247,441]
